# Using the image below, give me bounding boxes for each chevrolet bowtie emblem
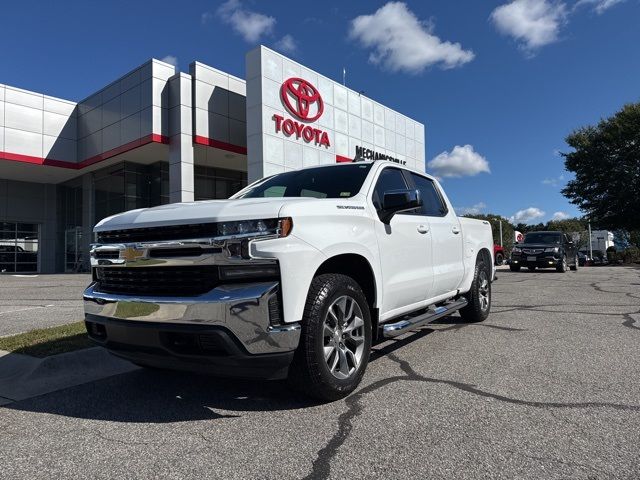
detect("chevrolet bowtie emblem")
[122,246,145,262]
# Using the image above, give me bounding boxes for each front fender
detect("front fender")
[250,234,328,324]
[315,241,383,309]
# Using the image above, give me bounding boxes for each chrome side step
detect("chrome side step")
[381,298,468,338]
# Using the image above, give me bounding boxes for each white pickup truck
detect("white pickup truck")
[84,160,494,400]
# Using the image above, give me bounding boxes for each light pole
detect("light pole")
[588,220,593,259]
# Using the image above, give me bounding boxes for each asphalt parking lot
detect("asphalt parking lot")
[0,274,90,336]
[1,265,639,479]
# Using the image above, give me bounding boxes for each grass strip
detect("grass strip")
[0,321,91,358]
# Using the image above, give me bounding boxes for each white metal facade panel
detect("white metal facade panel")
[5,127,42,158]
[43,135,76,162]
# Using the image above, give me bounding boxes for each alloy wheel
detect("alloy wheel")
[323,295,365,380]
[478,270,490,311]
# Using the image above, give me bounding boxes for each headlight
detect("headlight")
[512,247,522,253]
[218,218,292,238]
[545,247,559,253]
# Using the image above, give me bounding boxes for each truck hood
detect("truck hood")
[94,197,317,232]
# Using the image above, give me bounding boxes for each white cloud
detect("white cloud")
[491,0,567,51]
[349,2,474,73]
[160,55,178,67]
[217,0,275,43]
[457,202,488,216]
[427,145,490,178]
[575,0,626,14]
[541,174,565,187]
[510,207,546,224]
[552,211,570,220]
[275,34,297,54]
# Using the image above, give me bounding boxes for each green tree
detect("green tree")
[463,214,515,252]
[515,222,544,233]
[562,103,640,230]
[545,218,589,249]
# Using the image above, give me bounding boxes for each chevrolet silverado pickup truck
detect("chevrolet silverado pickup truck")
[84,161,494,400]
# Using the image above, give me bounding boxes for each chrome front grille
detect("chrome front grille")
[523,248,544,254]
[91,227,280,297]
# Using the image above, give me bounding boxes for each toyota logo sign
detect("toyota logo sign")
[280,77,324,122]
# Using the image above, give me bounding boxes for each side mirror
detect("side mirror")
[380,189,422,224]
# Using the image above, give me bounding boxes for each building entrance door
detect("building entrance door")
[65,227,84,272]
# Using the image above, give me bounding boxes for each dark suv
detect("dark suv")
[509,231,578,272]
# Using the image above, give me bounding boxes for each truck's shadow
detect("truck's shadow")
[3,324,444,423]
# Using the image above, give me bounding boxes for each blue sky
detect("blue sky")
[2,0,639,223]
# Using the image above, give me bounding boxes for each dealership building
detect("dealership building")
[0,46,425,273]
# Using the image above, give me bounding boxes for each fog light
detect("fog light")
[549,261,554,264]
[219,264,279,280]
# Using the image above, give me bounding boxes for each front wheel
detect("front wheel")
[495,252,504,265]
[288,274,372,402]
[459,257,491,323]
[509,264,521,272]
[557,256,568,273]
[570,256,578,271]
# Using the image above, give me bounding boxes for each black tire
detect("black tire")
[459,257,491,323]
[495,253,504,265]
[570,256,578,271]
[509,264,521,272]
[288,274,372,402]
[528,266,536,272]
[557,255,567,273]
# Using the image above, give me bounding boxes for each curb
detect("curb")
[0,347,139,405]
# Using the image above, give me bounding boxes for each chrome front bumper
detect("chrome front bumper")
[83,281,300,355]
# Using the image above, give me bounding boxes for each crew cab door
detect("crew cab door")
[406,172,465,296]
[371,167,434,316]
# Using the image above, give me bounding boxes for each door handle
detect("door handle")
[451,226,461,234]
[417,225,429,234]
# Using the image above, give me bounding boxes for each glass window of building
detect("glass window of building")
[194,166,247,200]
[0,222,39,273]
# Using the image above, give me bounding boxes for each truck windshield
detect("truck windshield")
[523,232,562,244]
[234,164,372,199]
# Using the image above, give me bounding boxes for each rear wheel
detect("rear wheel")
[288,274,372,402]
[495,252,504,265]
[459,257,491,323]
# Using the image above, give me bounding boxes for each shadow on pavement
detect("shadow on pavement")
[2,318,464,423]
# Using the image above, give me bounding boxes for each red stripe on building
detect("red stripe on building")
[194,135,248,155]
[336,155,352,163]
[78,134,170,168]
[0,134,170,170]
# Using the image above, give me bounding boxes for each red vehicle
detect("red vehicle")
[494,245,505,265]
